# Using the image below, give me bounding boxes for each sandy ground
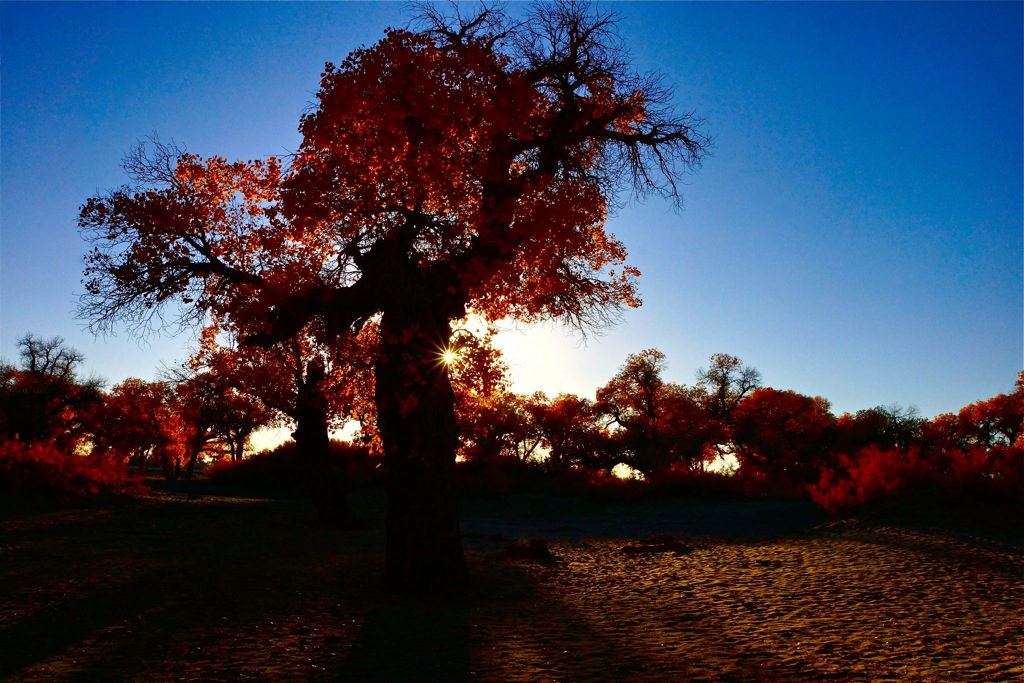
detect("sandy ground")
[0,487,1020,682]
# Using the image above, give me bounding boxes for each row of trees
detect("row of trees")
[455,349,1022,496]
[0,334,270,476]
[5,330,1020,506]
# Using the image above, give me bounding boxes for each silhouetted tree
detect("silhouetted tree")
[78,2,709,592]
[597,349,721,475]
[695,353,761,422]
[835,403,924,455]
[0,334,103,448]
[526,392,610,470]
[731,387,836,487]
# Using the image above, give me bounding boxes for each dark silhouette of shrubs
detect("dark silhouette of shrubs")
[206,440,382,492]
[645,465,746,500]
[454,457,745,503]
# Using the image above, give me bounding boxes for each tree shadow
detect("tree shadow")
[1,493,378,680]
[333,596,473,682]
[5,492,946,681]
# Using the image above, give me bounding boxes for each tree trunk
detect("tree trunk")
[158,447,177,480]
[376,309,468,594]
[294,361,359,529]
[184,448,200,480]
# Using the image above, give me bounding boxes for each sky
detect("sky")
[1,1,1021,422]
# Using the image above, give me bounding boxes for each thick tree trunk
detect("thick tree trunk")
[294,361,359,529]
[158,447,177,480]
[376,309,468,594]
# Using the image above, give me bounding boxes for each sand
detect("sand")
[0,488,1020,682]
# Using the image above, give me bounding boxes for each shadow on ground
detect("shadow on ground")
[2,488,1019,682]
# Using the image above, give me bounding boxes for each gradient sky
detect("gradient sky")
[2,1,1021,421]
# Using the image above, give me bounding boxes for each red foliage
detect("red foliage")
[808,443,1023,515]
[731,387,837,486]
[0,439,147,502]
[807,446,925,514]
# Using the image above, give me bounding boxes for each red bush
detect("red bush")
[808,443,1023,515]
[0,439,148,502]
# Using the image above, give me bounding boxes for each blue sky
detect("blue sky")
[1,2,1021,420]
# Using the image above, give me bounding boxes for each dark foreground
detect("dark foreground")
[1,487,1021,682]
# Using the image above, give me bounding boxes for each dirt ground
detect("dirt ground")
[1,486,1020,682]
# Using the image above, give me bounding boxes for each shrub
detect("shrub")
[206,440,382,491]
[807,446,927,514]
[0,438,147,502]
[455,456,545,497]
[808,444,1024,515]
[941,443,1023,499]
[646,464,747,500]
[581,469,646,502]
[454,458,746,502]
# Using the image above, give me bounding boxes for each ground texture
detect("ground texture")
[1,486,1020,682]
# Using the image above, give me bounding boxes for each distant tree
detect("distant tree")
[953,374,1023,448]
[596,348,669,472]
[597,349,722,475]
[93,378,181,477]
[835,403,924,455]
[78,2,709,592]
[458,391,540,462]
[731,387,837,487]
[695,353,761,422]
[655,382,727,472]
[161,363,273,480]
[0,334,103,448]
[920,411,969,455]
[526,392,610,470]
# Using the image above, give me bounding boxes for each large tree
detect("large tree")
[78,2,709,592]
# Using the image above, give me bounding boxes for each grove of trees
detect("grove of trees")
[0,2,1014,596]
[3,332,1019,518]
